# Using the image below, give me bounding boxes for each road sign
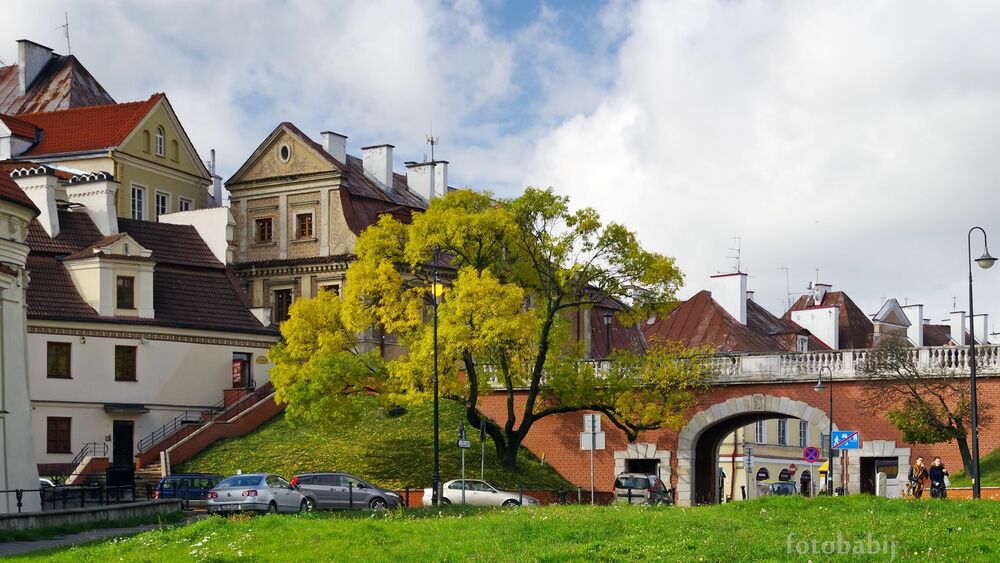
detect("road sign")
[803,446,821,463]
[583,413,601,433]
[458,439,471,449]
[832,430,860,450]
[745,445,754,457]
[579,432,606,450]
[789,463,797,476]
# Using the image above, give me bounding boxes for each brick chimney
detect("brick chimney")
[361,144,394,192]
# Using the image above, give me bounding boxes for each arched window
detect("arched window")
[155,126,165,157]
[171,140,179,161]
[755,468,769,481]
[142,130,150,153]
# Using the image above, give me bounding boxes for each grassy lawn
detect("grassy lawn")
[950,447,1000,487]
[0,512,186,543]
[17,495,1000,561]
[175,399,571,490]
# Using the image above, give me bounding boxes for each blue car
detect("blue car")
[155,473,224,504]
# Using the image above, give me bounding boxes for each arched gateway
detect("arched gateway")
[675,394,837,507]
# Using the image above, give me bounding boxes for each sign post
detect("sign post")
[480,419,486,480]
[457,423,471,504]
[745,445,754,499]
[831,431,859,496]
[580,414,605,505]
[803,446,821,498]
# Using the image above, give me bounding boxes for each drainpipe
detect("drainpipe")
[730,429,738,502]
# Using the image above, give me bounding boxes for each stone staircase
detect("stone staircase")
[135,462,164,497]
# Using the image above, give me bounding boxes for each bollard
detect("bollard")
[740,485,746,500]
[519,486,523,505]
[404,487,409,509]
[558,487,566,505]
[577,486,582,504]
[15,489,22,513]
[627,488,632,504]
[146,483,153,500]
[349,482,353,510]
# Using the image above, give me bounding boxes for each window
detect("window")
[179,198,192,212]
[142,130,150,153]
[320,284,340,295]
[116,277,135,309]
[155,126,165,157]
[255,218,273,243]
[115,346,137,381]
[777,419,788,446]
[296,213,314,239]
[755,420,766,444]
[278,144,291,162]
[799,420,809,448]
[47,417,71,453]
[47,342,71,378]
[155,192,169,218]
[131,186,145,220]
[796,335,809,352]
[273,289,293,323]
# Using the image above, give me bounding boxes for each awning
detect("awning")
[103,403,149,414]
[818,461,829,473]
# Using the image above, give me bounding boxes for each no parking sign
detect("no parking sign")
[803,446,821,463]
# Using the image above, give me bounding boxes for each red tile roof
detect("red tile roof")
[783,291,874,350]
[0,55,115,115]
[16,94,161,156]
[0,113,38,138]
[0,168,39,213]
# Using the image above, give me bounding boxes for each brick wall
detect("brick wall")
[479,377,1000,494]
[393,488,615,508]
[166,396,285,468]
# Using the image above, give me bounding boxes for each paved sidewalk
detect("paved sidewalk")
[0,521,174,557]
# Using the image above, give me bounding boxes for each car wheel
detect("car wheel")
[304,497,316,512]
[502,499,520,508]
[267,501,277,514]
[369,497,388,510]
[299,499,308,513]
[441,498,451,506]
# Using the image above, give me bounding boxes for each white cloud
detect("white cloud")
[525,0,1000,327]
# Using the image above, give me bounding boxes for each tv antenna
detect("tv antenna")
[778,265,792,310]
[425,121,439,162]
[727,236,742,273]
[56,12,71,54]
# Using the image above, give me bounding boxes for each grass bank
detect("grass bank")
[0,511,186,543]
[175,399,570,490]
[950,447,1000,487]
[18,495,1000,561]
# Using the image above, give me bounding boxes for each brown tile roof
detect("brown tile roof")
[747,299,830,351]
[0,55,114,115]
[0,113,38,138]
[16,94,161,156]
[116,218,221,268]
[923,324,953,347]
[235,254,354,271]
[25,255,99,319]
[589,299,647,359]
[783,291,874,349]
[643,290,780,353]
[152,266,269,332]
[0,168,39,212]
[27,210,104,254]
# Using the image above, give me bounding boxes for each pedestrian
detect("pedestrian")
[906,457,927,498]
[928,457,949,499]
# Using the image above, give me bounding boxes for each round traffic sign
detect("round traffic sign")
[803,446,821,463]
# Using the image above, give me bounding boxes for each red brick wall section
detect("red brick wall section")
[167,397,285,468]
[478,377,1000,493]
[947,487,1000,500]
[393,489,615,508]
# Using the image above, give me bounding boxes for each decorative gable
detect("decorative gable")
[62,233,155,318]
[227,125,339,187]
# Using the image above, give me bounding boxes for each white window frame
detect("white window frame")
[155,126,165,157]
[796,335,809,352]
[155,191,170,219]
[777,419,788,446]
[799,420,808,448]
[179,198,192,212]
[131,185,146,220]
[755,420,766,444]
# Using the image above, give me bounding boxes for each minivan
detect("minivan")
[155,473,224,505]
[613,473,671,504]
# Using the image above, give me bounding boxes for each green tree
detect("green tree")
[272,187,710,468]
[857,337,992,476]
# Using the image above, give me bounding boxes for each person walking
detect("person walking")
[928,457,949,499]
[907,457,927,498]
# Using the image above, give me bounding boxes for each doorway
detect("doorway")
[625,459,659,475]
[112,420,134,468]
[860,456,899,495]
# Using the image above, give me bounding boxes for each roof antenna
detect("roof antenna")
[778,265,791,310]
[425,121,439,162]
[727,235,742,273]
[56,12,71,55]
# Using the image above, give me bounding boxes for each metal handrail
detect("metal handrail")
[62,442,108,478]
[136,410,205,453]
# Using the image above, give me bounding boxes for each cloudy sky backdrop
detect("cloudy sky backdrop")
[7,0,1000,332]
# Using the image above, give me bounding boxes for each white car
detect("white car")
[207,473,306,514]
[422,479,538,507]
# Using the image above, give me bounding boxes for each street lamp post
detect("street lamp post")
[602,311,613,359]
[967,227,996,500]
[814,365,833,495]
[431,247,441,506]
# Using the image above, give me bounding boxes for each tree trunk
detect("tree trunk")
[955,434,975,478]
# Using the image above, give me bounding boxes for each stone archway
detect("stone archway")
[614,443,672,485]
[675,394,838,507]
[848,440,910,497]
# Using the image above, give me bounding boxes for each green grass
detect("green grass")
[0,511,186,543]
[17,495,1000,561]
[950,447,1000,487]
[175,399,571,490]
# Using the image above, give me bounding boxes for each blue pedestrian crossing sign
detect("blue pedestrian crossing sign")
[832,430,860,450]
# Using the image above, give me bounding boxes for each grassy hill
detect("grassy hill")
[24,496,1000,561]
[175,399,571,491]
[950,447,1000,487]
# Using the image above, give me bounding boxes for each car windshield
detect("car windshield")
[615,476,649,490]
[216,475,263,488]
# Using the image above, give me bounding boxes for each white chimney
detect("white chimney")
[434,160,448,197]
[361,144,394,192]
[17,40,54,96]
[65,172,119,236]
[159,207,235,265]
[950,311,967,346]
[813,283,832,306]
[974,313,989,345]
[320,131,347,163]
[710,272,747,325]
[902,304,924,347]
[206,149,224,207]
[746,290,755,302]
[10,166,60,237]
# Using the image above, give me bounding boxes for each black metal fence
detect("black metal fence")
[0,484,152,514]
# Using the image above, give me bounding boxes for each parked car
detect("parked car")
[207,473,305,514]
[155,473,224,505]
[291,472,402,511]
[422,479,538,507]
[39,478,55,488]
[613,473,671,504]
[765,481,798,496]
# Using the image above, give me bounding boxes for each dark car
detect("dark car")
[155,473,224,505]
[614,473,672,504]
[292,472,403,511]
[766,481,798,496]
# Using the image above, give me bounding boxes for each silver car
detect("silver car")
[292,472,403,511]
[422,479,538,507]
[207,473,306,514]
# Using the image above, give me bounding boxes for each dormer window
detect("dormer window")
[796,335,809,352]
[117,277,135,309]
[155,126,165,157]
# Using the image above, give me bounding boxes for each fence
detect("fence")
[0,484,150,514]
[392,486,657,508]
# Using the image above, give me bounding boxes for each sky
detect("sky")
[7,0,1000,333]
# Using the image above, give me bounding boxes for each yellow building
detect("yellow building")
[717,418,828,501]
[0,93,217,220]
